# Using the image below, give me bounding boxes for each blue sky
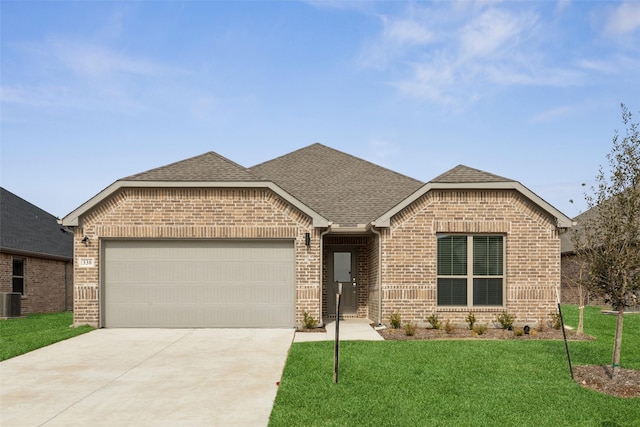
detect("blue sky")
[2,1,639,219]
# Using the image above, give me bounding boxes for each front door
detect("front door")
[327,249,358,316]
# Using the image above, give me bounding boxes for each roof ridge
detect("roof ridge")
[429,164,512,183]
[250,143,423,184]
[121,151,259,181]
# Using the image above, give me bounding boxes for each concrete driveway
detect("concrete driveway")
[0,328,294,426]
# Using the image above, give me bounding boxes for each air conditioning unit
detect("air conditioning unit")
[0,292,21,318]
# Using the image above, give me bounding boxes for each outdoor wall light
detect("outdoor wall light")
[305,232,311,248]
[81,236,90,246]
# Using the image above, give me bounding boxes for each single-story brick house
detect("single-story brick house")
[1,187,74,314]
[62,144,573,328]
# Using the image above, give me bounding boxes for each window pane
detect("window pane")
[473,278,502,306]
[437,235,467,275]
[437,278,467,305]
[13,259,24,276]
[473,236,503,275]
[333,252,351,283]
[12,278,24,294]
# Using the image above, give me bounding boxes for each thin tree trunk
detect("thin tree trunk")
[611,306,624,379]
[578,305,584,335]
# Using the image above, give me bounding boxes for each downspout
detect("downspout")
[318,223,332,327]
[370,224,383,325]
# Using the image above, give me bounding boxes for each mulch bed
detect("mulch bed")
[573,365,640,398]
[377,326,639,399]
[376,326,593,341]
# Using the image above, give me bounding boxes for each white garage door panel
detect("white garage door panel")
[103,240,295,328]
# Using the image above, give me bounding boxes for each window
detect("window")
[12,258,25,295]
[437,235,504,307]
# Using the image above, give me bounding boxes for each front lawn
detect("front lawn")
[0,312,94,361]
[270,306,640,426]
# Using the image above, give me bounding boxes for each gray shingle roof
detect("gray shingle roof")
[430,165,511,183]
[123,151,260,182]
[249,143,424,227]
[0,187,73,259]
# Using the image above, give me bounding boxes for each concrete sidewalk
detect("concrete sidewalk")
[293,318,384,342]
[0,328,294,426]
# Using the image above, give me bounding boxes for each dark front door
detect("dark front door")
[327,249,358,315]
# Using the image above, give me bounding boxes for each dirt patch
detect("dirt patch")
[296,327,326,333]
[376,326,594,341]
[573,365,640,398]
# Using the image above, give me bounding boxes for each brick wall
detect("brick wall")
[381,189,562,327]
[0,252,73,314]
[73,187,319,327]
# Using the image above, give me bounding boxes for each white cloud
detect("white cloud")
[382,16,434,45]
[605,1,640,35]
[530,105,573,123]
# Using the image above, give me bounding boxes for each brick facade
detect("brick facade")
[0,252,73,314]
[71,186,564,329]
[72,187,319,327]
[379,189,562,327]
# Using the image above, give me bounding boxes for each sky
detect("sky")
[2,1,639,220]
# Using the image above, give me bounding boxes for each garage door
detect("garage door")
[103,240,295,328]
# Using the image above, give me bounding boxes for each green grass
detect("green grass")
[270,306,640,427]
[0,312,94,361]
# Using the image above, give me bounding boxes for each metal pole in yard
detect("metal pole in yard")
[333,282,342,384]
[557,302,574,380]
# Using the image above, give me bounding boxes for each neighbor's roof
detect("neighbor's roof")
[249,144,424,227]
[0,187,73,260]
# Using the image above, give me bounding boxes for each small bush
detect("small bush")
[465,312,476,330]
[513,327,525,336]
[302,311,318,329]
[390,311,402,329]
[443,319,455,334]
[496,311,516,330]
[427,313,441,329]
[537,317,547,332]
[404,321,417,336]
[549,312,562,330]
[472,324,488,335]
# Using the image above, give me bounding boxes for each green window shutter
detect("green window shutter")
[473,236,503,276]
[437,235,467,276]
[437,278,467,306]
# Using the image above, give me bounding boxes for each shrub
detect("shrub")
[390,311,402,329]
[404,321,417,336]
[427,313,441,330]
[549,312,562,330]
[465,312,476,330]
[513,327,525,337]
[537,317,547,332]
[472,324,488,335]
[443,319,455,334]
[302,311,318,329]
[496,311,516,330]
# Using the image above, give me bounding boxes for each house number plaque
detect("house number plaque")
[78,258,95,268]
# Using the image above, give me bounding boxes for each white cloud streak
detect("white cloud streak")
[605,1,640,35]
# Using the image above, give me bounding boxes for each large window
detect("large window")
[437,235,504,307]
[12,258,25,295]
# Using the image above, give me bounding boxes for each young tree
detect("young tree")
[573,104,640,378]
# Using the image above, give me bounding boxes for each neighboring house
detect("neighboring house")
[61,144,573,328]
[0,187,74,314]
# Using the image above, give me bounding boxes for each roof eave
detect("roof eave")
[373,182,574,229]
[61,180,329,228]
